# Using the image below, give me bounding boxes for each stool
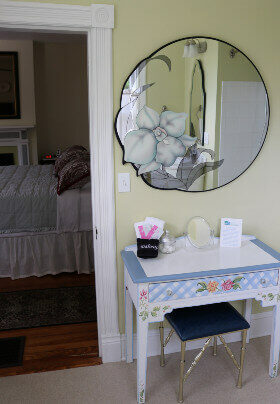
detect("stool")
[159,302,250,403]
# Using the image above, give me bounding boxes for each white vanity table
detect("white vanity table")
[122,236,280,403]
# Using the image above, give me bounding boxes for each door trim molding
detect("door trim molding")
[0,0,119,361]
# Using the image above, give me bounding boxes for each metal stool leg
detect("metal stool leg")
[237,329,247,388]
[178,341,186,403]
[159,322,165,367]
[213,336,218,356]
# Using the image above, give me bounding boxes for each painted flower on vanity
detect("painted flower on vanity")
[221,279,234,291]
[139,286,171,322]
[196,276,243,294]
[115,37,269,192]
[256,291,280,307]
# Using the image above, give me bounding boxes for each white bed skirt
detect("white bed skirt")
[0,231,94,279]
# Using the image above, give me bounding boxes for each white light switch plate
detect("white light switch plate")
[118,173,130,192]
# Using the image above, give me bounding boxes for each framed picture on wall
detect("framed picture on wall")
[0,52,20,119]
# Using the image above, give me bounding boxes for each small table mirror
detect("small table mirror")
[186,216,214,248]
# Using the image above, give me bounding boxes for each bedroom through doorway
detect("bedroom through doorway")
[0,29,100,375]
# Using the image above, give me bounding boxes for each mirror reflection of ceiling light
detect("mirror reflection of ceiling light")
[183,39,207,58]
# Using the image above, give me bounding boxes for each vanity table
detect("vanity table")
[122,236,280,403]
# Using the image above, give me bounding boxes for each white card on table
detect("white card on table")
[220,218,242,248]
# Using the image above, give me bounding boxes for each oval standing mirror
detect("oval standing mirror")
[186,216,213,248]
[115,37,269,192]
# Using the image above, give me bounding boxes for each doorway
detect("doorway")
[0,29,98,375]
[0,1,119,366]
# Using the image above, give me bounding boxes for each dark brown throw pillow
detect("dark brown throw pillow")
[54,145,88,177]
[57,158,90,195]
[67,145,87,153]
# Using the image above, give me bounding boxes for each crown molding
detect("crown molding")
[0,1,114,30]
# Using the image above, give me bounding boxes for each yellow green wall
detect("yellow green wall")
[13,0,279,329]
[146,41,186,116]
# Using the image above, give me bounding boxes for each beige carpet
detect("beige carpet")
[1,336,280,404]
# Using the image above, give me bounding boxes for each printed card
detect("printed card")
[220,218,242,248]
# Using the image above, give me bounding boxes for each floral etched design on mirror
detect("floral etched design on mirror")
[114,37,269,192]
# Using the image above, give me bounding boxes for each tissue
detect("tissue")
[134,217,164,239]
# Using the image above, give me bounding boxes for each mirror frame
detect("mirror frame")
[189,59,206,145]
[186,216,214,248]
[114,36,270,193]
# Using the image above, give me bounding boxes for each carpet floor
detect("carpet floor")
[0,286,97,330]
[0,336,280,403]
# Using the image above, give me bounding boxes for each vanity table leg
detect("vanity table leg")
[269,304,280,377]
[137,318,149,403]
[244,299,252,343]
[125,282,134,363]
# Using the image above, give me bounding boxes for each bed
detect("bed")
[0,164,93,279]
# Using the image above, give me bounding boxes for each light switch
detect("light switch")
[204,132,209,145]
[118,173,130,192]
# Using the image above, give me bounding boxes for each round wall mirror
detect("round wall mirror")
[186,216,214,248]
[115,37,269,192]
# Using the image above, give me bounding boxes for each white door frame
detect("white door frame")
[0,1,120,362]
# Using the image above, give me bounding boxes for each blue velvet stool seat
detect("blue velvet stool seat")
[165,303,250,341]
[159,302,250,403]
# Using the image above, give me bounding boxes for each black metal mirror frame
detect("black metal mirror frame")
[114,36,270,193]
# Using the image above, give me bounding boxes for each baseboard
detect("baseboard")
[101,312,273,363]
[249,311,273,338]
[101,333,122,363]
